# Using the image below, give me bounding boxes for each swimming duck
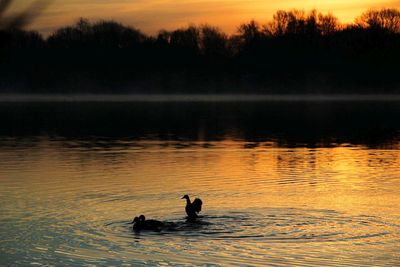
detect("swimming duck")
[132,215,164,231]
[181,195,202,219]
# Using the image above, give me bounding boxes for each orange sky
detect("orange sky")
[9,0,400,35]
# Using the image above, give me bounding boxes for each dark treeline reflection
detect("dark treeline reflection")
[0,102,399,148]
[1,8,400,94]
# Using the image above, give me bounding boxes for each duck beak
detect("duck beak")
[181,196,185,199]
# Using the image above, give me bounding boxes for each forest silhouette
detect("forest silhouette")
[1,8,400,94]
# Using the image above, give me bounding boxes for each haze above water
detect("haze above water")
[0,101,399,266]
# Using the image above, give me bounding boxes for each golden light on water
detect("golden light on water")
[1,139,400,265]
[9,0,400,35]
[3,140,399,216]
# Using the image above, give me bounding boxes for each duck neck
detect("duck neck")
[185,197,191,205]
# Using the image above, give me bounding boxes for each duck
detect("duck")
[132,215,164,231]
[181,194,202,219]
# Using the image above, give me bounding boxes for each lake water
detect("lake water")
[0,101,400,266]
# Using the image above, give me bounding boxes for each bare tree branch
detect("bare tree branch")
[0,0,52,30]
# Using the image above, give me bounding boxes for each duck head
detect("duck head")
[181,194,189,200]
[139,215,146,221]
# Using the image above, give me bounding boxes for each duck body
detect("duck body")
[132,215,165,232]
[182,195,202,219]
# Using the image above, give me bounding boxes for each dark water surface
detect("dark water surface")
[0,101,399,266]
[1,101,399,144]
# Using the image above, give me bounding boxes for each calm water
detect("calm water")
[1,101,400,266]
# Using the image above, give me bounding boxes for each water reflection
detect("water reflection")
[1,102,400,266]
[1,138,400,265]
[0,102,399,146]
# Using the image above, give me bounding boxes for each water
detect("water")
[1,101,400,266]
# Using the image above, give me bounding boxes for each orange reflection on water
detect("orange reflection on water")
[1,139,400,265]
[3,139,399,217]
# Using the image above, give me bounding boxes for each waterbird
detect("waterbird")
[132,215,165,231]
[181,195,202,219]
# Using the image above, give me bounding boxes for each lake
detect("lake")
[0,100,399,266]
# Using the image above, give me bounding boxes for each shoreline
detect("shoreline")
[1,94,400,102]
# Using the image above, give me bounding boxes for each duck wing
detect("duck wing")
[192,198,202,213]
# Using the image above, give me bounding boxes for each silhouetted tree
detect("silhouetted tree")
[47,18,92,48]
[238,20,264,43]
[236,20,267,62]
[91,21,146,48]
[1,8,400,94]
[170,26,200,52]
[0,28,43,48]
[357,8,400,33]
[156,30,171,45]
[285,10,303,35]
[266,9,338,37]
[318,13,339,35]
[199,25,228,58]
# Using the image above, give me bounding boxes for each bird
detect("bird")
[132,215,164,231]
[181,194,202,219]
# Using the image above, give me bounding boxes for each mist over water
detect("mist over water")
[1,101,400,266]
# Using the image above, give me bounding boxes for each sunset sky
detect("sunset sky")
[9,0,400,35]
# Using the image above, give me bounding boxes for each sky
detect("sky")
[8,0,400,35]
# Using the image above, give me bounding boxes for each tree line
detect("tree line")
[1,8,400,94]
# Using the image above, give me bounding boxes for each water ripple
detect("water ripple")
[1,139,400,266]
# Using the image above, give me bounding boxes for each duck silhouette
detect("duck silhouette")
[132,215,164,231]
[181,194,202,219]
